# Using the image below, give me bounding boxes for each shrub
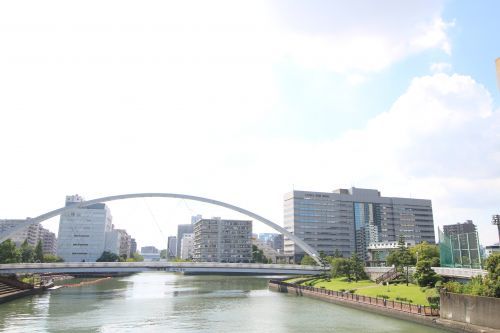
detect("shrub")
[376,294,389,299]
[348,289,356,294]
[339,288,346,292]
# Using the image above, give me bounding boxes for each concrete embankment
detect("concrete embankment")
[269,280,500,333]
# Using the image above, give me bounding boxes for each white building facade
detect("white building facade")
[57,195,113,262]
[180,233,194,260]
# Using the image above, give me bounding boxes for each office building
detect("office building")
[130,238,137,255]
[167,236,177,259]
[180,233,194,260]
[177,223,194,258]
[284,188,435,263]
[57,195,113,262]
[105,229,132,258]
[140,245,160,261]
[193,218,252,263]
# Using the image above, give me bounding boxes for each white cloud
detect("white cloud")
[270,1,453,74]
[430,62,453,73]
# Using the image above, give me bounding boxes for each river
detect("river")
[0,272,449,332]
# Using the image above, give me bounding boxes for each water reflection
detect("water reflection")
[0,273,449,333]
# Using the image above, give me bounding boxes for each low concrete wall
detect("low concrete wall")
[440,292,500,329]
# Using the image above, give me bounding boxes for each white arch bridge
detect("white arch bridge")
[0,192,323,266]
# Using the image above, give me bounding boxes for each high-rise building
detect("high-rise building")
[130,238,137,255]
[57,195,113,262]
[443,220,477,236]
[284,188,435,263]
[191,215,202,224]
[180,233,194,260]
[177,224,194,258]
[40,228,57,255]
[167,236,177,259]
[105,229,132,258]
[193,218,252,263]
[0,220,57,255]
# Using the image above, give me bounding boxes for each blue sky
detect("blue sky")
[0,0,499,248]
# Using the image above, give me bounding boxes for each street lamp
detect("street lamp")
[492,214,500,243]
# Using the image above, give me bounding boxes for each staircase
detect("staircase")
[375,267,401,284]
[0,282,23,296]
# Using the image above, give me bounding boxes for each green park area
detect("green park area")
[290,277,431,306]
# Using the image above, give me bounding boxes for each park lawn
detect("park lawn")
[355,284,430,306]
[304,277,376,290]
[293,277,430,306]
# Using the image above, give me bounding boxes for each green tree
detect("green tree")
[387,236,415,285]
[20,240,35,263]
[409,241,440,267]
[34,240,44,263]
[333,249,343,258]
[43,254,64,263]
[330,258,351,278]
[96,251,122,262]
[300,254,317,266]
[349,252,367,282]
[413,259,440,287]
[160,249,167,259]
[484,253,500,297]
[0,239,20,263]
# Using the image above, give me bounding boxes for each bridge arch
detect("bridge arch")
[0,193,321,265]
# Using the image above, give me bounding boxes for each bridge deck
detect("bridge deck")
[0,262,324,275]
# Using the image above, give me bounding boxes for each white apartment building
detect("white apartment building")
[180,233,194,260]
[0,220,57,255]
[57,195,113,262]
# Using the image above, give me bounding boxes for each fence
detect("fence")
[269,280,439,317]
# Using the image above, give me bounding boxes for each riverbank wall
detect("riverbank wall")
[269,280,500,333]
[440,292,500,330]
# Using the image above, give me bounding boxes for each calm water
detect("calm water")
[0,272,448,333]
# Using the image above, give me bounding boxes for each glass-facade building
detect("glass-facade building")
[284,188,435,263]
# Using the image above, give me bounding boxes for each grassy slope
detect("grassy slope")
[290,277,430,306]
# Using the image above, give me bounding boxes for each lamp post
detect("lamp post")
[492,215,500,243]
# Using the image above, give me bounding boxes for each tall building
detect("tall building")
[180,233,194,260]
[439,220,482,269]
[193,218,252,263]
[167,236,177,259]
[443,220,477,236]
[57,195,113,262]
[191,215,202,224]
[130,238,137,255]
[177,224,194,258]
[105,229,132,258]
[0,220,57,255]
[41,228,57,255]
[284,188,435,262]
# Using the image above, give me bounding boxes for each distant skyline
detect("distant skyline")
[1,1,499,249]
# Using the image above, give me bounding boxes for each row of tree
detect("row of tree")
[0,239,63,263]
[96,251,144,262]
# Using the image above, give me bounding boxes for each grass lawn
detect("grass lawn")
[355,284,430,306]
[292,277,430,306]
[308,277,375,290]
